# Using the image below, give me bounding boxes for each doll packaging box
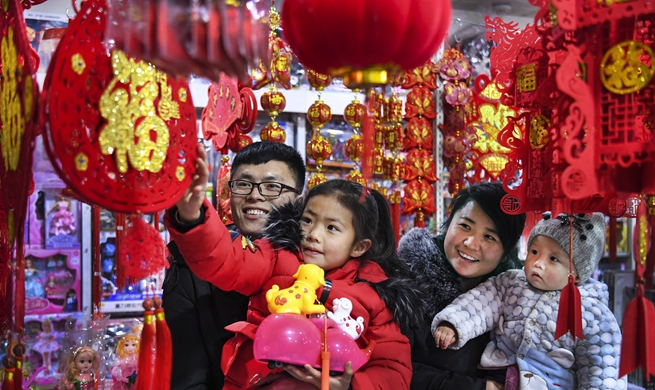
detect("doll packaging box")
[25,248,82,314]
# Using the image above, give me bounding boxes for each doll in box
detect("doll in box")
[32,318,61,375]
[63,346,97,390]
[25,258,46,298]
[48,197,77,236]
[110,334,140,389]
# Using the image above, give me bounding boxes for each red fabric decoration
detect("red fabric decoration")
[2,362,15,390]
[136,299,156,390]
[281,0,451,78]
[153,297,172,390]
[119,216,167,288]
[202,73,258,154]
[620,201,655,378]
[555,275,583,340]
[41,0,198,214]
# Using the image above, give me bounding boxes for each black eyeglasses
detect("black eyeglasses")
[228,180,300,197]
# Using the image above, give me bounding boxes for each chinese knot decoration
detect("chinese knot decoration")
[202,73,257,154]
[253,3,292,144]
[490,0,655,378]
[401,62,438,227]
[0,0,40,334]
[41,0,197,291]
[306,70,333,189]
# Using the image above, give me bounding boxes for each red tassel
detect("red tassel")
[555,215,583,340]
[619,285,655,378]
[391,195,401,245]
[92,206,102,311]
[2,357,15,390]
[119,215,167,286]
[153,297,172,390]
[361,90,376,179]
[15,229,25,332]
[555,275,583,340]
[414,213,426,229]
[135,299,156,390]
[609,216,617,264]
[14,356,22,390]
[619,201,655,378]
[115,213,127,290]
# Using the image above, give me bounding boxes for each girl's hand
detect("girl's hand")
[175,144,209,222]
[433,323,457,349]
[284,362,354,390]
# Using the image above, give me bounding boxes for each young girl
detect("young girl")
[166,179,425,390]
[111,334,140,389]
[63,346,97,390]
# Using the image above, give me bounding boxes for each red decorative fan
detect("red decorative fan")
[41,0,198,214]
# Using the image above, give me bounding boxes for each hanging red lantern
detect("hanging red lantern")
[281,0,451,87]
[307,101,332,129]
[345,135,364,163]
[260,121,287,143]
[307,69,333,91]
[306,136,333,166]
[260,89,287,117]
[344,99,366,129]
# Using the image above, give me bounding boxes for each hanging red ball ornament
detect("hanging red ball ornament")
[307,69,333,91]
[260,121,287,143]
[307,172,328,189]
[345,135,364,163]
[307,136,333,165]
[345,168,367,186]
[260,89,287,118]
[281,0,452,87]
[307,101,332,129]
[344,100,366,129]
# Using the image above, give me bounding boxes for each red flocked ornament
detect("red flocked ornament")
[41,0,198,214]
[118,215,167,288]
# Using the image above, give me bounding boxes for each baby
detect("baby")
[432,213,626,389]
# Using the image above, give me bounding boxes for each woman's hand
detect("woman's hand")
[284,362,354,390]
[433,323,458,349]
[486,380,504,390]
[176,144,209,222]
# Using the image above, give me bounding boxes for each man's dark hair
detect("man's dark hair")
[231,141,306,191]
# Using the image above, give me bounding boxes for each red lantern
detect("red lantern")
[281,0,452,87]
[260,121,287,143]
[307,69,333,91]
[345,135,364,163]
[307,101,332,129]
[344,99,366,129]
[306,136,333,165]
[260,89,287,118]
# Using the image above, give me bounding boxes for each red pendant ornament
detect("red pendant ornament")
[619,199,655,379]
[202,73,258,154]
[41,0,198,214]
[1,0,40,335]
[306,71,333,189]
[402,61,438,227]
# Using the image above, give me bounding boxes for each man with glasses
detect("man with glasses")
[164,141,306,389]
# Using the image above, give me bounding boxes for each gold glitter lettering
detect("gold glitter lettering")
[99,50,172,173]
[0,27,24,171]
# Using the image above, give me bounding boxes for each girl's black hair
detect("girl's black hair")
[442,181,526,260]
[306,180,426,329]
[305,180,395,265]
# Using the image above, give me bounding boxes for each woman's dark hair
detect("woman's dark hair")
[231,141,306,191]
[442,181,526,260]
[305,180,396,266]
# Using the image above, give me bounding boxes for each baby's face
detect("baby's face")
[524,235,577,291]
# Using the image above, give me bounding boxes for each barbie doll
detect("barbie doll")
[25,258,45,298]
[32,318,61,375]
[48,197,76,236]
[110,334,140,389]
